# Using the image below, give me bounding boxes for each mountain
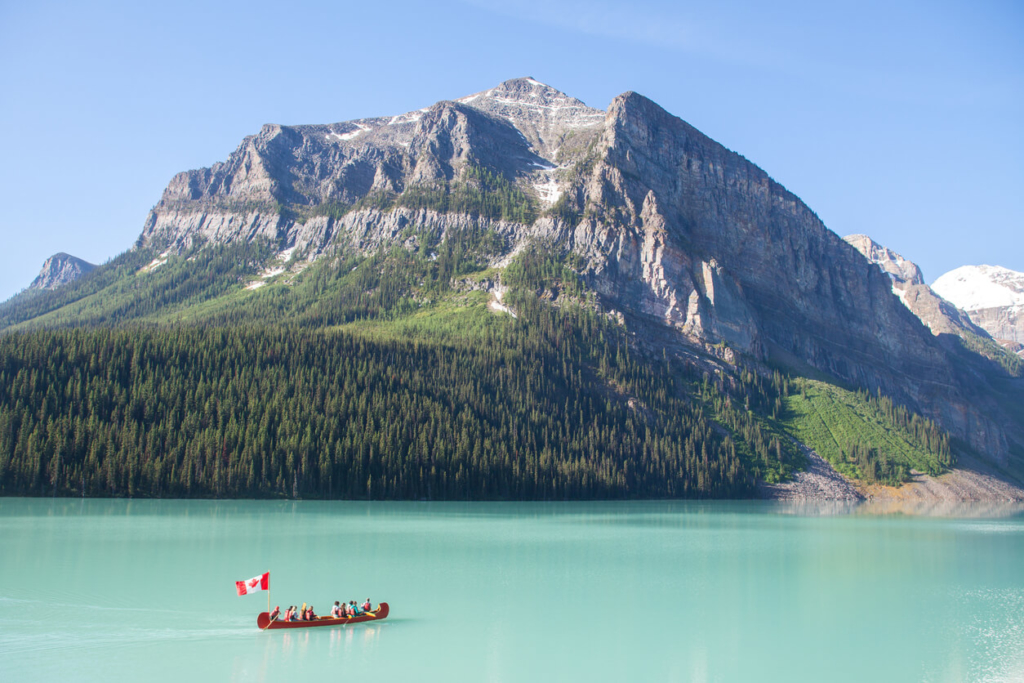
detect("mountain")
[29,253,96,290]
[933,265,1024,357]
[142,80,969,393]
[1,78,1022,500]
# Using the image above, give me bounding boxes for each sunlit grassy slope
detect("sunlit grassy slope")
[782,379,950,483]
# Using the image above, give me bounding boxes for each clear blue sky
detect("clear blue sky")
[1,0,1021,302]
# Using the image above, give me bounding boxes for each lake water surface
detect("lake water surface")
[1,499,1022,682]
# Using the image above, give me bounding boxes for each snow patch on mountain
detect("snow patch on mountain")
[245,246,299,290]
[891,283,913,311]
[388,111,424,126]
[932,265,1024,311]
[328,123,372,142]
[532,176,562,205]
[488,288,517,318]
[140,251,170,273]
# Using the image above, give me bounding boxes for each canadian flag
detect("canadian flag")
[235,572,269,596]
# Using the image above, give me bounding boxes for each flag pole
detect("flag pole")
[267,571,270,614]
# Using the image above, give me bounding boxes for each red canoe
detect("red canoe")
[257,603,389,630]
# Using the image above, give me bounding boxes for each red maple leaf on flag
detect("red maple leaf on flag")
[236,572,268,596]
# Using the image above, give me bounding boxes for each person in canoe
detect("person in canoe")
[331,601,342,617]
[362,599,372,613]
[307,605,317,620]
[269,606,281,621]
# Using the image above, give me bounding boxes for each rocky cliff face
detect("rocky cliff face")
[843,234,989,341]
[134,78,1017,457]
[563,91,1013,455]
[29,253,96,290]
[933,265,1024,356]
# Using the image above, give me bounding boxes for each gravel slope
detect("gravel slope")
[759,443,863,502]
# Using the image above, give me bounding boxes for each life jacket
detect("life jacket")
[363,601,371,611]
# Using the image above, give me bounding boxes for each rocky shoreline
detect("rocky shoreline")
[759,443,1024,515]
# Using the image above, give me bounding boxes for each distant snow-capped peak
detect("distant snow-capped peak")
[932,265,1024,312]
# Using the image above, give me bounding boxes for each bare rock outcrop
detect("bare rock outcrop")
[29,253,96,290]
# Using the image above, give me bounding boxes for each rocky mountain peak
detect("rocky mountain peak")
[843,234,925,285]
[29,253,96,290]
[454,77,605,158]
[464,77,581,106]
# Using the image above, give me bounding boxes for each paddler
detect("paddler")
[331,601,342,617]
[362,599,372,612]
[270,605,281,621]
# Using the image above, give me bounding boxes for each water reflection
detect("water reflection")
[856,498,1024,518]
[6,496,1022,521]
[239,620,386,681]
[766,498,1024,518]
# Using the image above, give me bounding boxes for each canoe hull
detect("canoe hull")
[257,602,389,630]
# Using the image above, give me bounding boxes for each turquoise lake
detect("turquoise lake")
[1,499,1023,682]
